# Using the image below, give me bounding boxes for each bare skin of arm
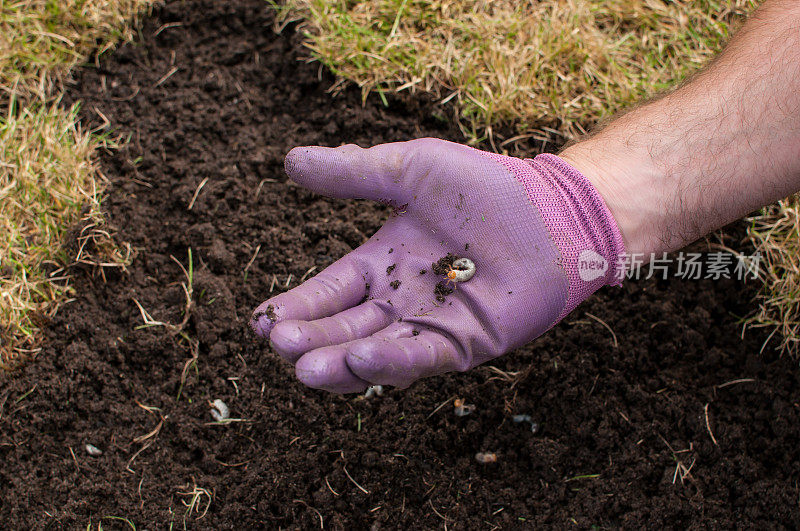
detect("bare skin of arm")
[560,0,800,260]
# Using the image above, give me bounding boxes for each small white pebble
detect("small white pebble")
[475,452,497,464]
[364,385,384,398]
[210,399,230,422]
[85,444,102,456]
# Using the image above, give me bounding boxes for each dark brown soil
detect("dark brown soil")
[2,1,799,528]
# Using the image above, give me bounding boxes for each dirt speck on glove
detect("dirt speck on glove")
[431,253,458,276]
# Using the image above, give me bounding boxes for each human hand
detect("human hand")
[251,138,625,393]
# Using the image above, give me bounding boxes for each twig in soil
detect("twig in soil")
[155,66,180,87]
[176,337,199,401]
[300,266,318,283]
[138,476,145,509]
[672,458,696,485]
[127,402,165,473]
[14,384,36,404]
[134,249,195,337]
[658,434,696,485]
[68,446,80,472]
[704,403,718,446]
[154,21,183,36]
[585,313,618,348]
[293,499,324,529]
[426,396,455,419]
[243,244,261,277]
[215,459,251,468]
[325,476,340,496]
[205,417,249,426]
[285,274,293,288]
[254,178,277,200]
[135,251,199,400]
[101,516,136,530]
[188,177,209,210]
[428,499,450,522]
[343,465,370,494]
[716,378,756,389]
[484,366,521,385]
[178,479,213,520]
[269,274,278,293]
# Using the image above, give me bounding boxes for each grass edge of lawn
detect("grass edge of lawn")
[0,1,157,368]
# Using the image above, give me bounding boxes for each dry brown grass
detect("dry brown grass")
[0,0,153,368]
[0,0,155,100]
[278,0,758,143]
[746,195,800,355]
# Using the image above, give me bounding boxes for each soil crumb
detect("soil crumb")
[435,280,454,302]
[432,253,458,276]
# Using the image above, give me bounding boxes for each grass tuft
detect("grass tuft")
[277,0,758,143]
[0,0,153,368]
[0,0,155,100]
[746,195,800,356]
[0,100,128,368]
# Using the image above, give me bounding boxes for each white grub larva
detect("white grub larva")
[453,398,475,417]
[475,452,498,464]
[512,414,540,433]
[85,443,103,456]
[364,385,384,398]
[210,399,230,422]
[447,258,476,283]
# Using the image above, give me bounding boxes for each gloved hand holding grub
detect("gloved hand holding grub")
[251,138,625,393]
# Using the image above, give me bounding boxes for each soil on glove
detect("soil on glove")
[2,1,799,528]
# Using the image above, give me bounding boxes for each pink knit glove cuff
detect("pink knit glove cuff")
[481,152,626,321]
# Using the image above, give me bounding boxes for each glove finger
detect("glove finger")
[284,142,417,205]
[295,344,371,394]
[250,255,367,338]
[269,300,394,364]
[344,324,466,388]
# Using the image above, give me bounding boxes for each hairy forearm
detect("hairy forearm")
[560,0,800,258]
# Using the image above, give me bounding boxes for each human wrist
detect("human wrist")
[559,134,666,260]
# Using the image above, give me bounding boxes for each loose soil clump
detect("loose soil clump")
[0,1,799,528]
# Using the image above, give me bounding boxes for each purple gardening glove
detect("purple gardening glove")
[251,138,625,393]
